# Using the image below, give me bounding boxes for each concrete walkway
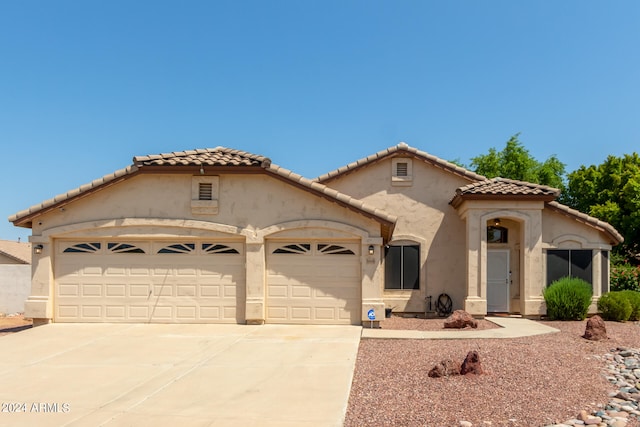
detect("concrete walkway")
[0,324,361,427]
[361,316,559,339]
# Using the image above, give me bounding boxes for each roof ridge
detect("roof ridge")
[316,143,486,183]
[457,177,561,197]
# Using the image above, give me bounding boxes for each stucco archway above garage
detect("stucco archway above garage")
[39,218,255,240]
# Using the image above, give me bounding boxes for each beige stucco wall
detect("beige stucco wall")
[25,173,385,324]
[325,153,617,319]
[323,157,473,314]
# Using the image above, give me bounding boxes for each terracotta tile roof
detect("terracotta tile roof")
[9,147,396,241]
[546,201,624,244]
[455,177,561,197]
[134,147,271,168]
[316,142,486,183]
[0,240,31,264]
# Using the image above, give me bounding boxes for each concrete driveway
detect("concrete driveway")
[0,323,361,427]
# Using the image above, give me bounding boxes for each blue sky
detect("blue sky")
[1,1,638,242]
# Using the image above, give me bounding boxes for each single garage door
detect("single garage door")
[266,241,361,325]
[54,240,245,323]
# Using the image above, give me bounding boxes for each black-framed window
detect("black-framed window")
[487,226,508,243]
[385,245,420,290]
[546,249,593,285]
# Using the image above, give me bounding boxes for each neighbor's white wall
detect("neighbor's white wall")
[0,264,31,314]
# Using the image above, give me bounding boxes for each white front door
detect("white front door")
[487,249,509,312]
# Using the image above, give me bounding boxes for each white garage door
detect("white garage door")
[266,241,361,325]
[54,240,245,323]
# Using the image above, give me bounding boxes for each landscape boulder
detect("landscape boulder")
[583,315,607,341]
[427,359,461,378]
[460,350,483,375]
[443,310,478,329]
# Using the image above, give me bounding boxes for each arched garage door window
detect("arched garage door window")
[385,244,420,290]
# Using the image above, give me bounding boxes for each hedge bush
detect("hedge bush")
[543,277,592,320]
[618,290,640,321]
[598,292,633,322]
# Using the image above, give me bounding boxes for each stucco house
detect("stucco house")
[8,144,622,326]
[0,239,32,314]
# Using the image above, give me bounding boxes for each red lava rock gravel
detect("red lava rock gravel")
[345,318,640,427]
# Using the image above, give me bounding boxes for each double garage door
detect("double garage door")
[54,239,361,325]
[54,240,245,323]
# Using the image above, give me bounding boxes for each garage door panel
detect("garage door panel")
[177,285,196,296]
[314,308,336,320]
[291,307,312,321]
[81,284,102,297]
[105,306,125,318]
[55,240,245,323]
[199,306,220,319]
[267,285,287,298]
[59,284,80,297]
[129,306,150,319]
[106,284,126,297]
[105,266,127,276]
[82,306,102,318]
[291,286,312,298]
[58,306,79,319]
[129,284,149,297]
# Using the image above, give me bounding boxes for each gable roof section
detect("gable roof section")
[546,201,623,245]
[8,147,396,241]
[450,177,623,245]
[450,177,561,207]
[0,240,31,264]
[316,142,486,184]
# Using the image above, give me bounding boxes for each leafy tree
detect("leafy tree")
[469,134,566,190]
[565,153,640,260]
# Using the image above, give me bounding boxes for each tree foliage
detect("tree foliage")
[565,153,640,259]
[469,134,566,190]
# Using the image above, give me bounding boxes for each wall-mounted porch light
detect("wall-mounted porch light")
[493,218,501,226]
[34,244,43,255]
[368,245,374,255]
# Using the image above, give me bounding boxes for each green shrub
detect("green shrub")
[543,277,593,320]
[598,292,632,321]
[611,263,640,292]
[619,290,640,321]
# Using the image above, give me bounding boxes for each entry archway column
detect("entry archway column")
[463,210,487,316]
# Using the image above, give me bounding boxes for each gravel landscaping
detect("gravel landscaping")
[346,318,640,427]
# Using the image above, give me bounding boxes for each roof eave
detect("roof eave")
[9,165,139,229]
[450,193,557,208]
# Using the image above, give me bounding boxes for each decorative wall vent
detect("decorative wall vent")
[198,183,213,200]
